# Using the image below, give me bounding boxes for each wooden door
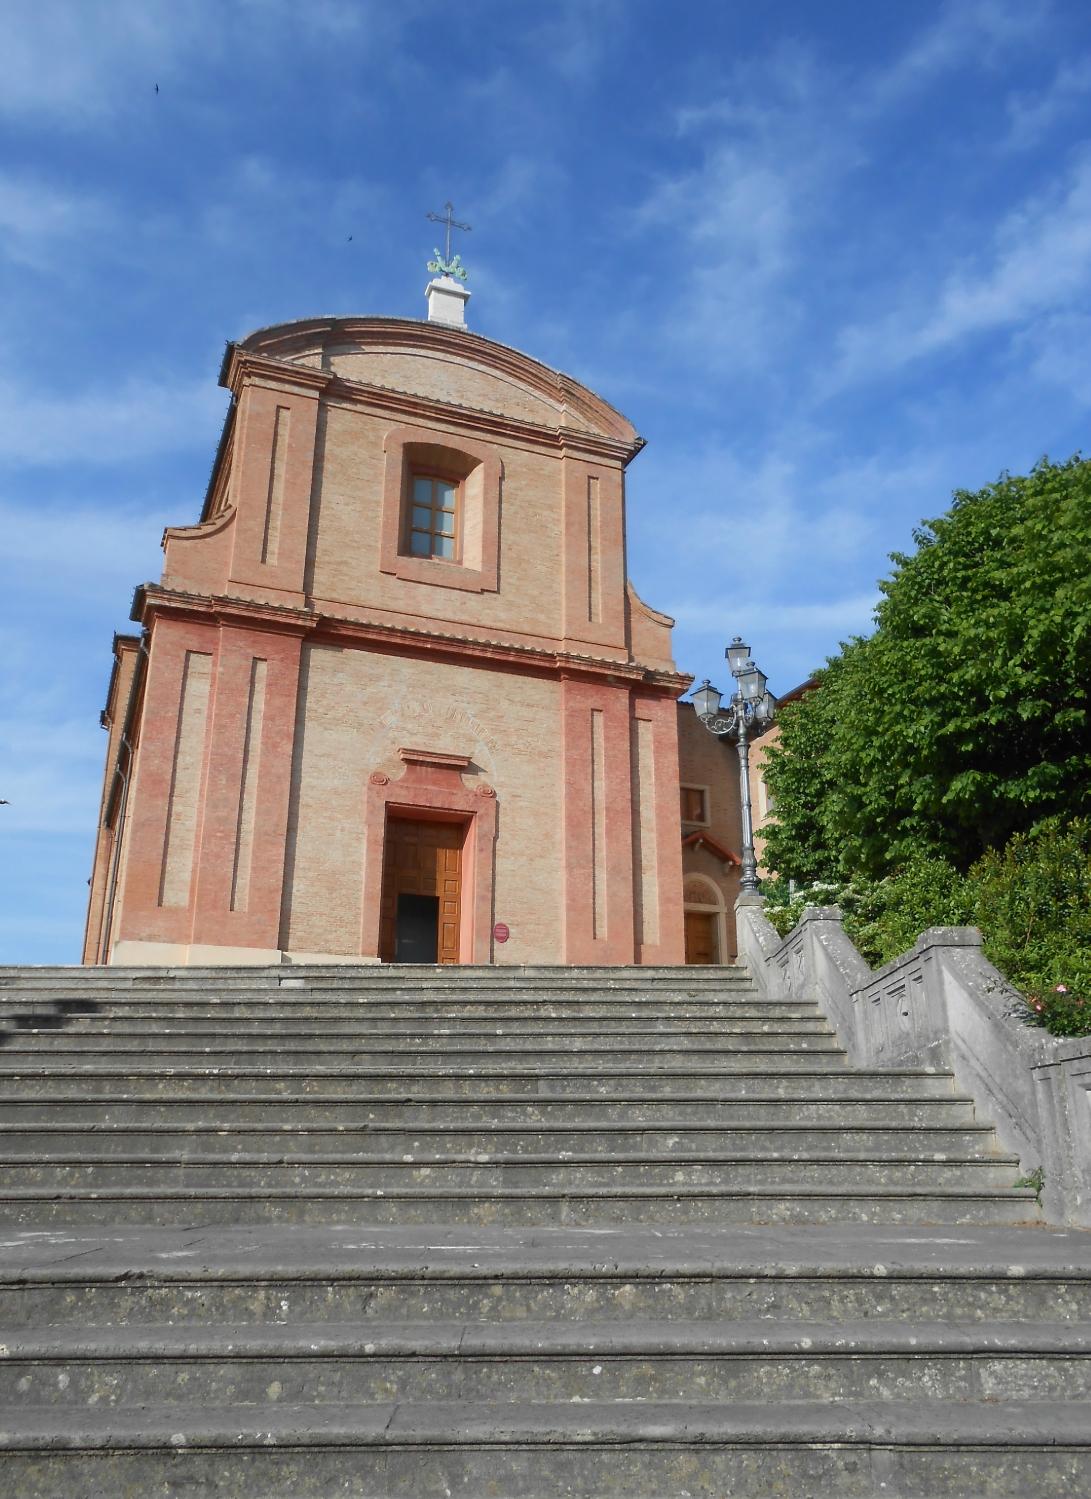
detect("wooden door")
[684,910,718,965]
[380,817,464,964]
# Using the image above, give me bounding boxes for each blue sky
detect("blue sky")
[2,0,1089,963]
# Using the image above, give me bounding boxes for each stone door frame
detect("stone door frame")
[362,747,498,964]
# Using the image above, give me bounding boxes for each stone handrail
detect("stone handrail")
[735,893,1091,1227]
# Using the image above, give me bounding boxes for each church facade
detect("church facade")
[83,279,742,967]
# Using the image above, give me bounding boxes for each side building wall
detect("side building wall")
[676,702,743,961]
[83,635,141,965]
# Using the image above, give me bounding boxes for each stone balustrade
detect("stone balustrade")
[735,893,1091,1227]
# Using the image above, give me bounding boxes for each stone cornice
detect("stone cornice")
[398,747,473,771]
[220,344,642,468]
[132,584,690,695]
[226,315,640,445]
[164,503,236,547]
[99,634,141,730]
[221,348,334,398]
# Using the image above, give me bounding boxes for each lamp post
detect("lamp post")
[692,637,777,895]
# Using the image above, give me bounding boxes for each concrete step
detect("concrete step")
[4,1013,835,1037]
[1,961,1074,1494]
[0,990,775,1017]
[0,1065,956,1099]
[3,1000,799,1027]
[0,1151,1024,1193]
[0,980,766,1000]
[0,970,742,990]
[2,1398,1087,1497]
[0,1121,1000,1156]
[0,966,755,983]
[0,1092,981,1126]
[0,1182,1042,1227]
[4,1318,1088,1406]
[0,1036,846,1062]
[3,1225,1084,1330]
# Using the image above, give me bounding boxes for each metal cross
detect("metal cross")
[426,201,471,262]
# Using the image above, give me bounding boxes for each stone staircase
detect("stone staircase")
[0,962,1087,1496]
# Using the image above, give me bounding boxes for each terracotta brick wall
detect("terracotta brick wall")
[91,316,689,967]
[282,644,565,963]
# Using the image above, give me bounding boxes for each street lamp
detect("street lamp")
[692,636,777,895]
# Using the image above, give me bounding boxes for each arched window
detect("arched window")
[406,472,459,560]
[380,427,501,593]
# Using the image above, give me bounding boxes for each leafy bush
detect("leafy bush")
[1022,983,1091,1039]
[761,859,972,963]
[762,878,844,937]
[760,820,1091,1037]
[841,856,974,969]
[973,819,1091,1037]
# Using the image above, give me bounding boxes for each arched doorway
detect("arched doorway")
[683,874,728,965]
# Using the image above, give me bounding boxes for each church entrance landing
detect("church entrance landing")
[379,814,464,965]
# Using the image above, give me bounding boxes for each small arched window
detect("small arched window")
[380,427,501,593]
[406,472,459,560]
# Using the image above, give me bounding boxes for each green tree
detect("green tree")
[762,456,1091,879]
[759,667,841,883]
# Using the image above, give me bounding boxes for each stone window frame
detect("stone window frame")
[680,782,711,827]
[379,425,501,593]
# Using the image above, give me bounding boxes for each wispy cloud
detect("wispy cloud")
[0,1,198,125]
[524,0,628,85]
[473,154,568,227]
[626,3,1061,389]
[0,495,171,598]
[1002,60,1091,151]
[632,46,852,374]
[633,440,945,586]
[0,0,399,128]
[865,0,1047,113]
[628,424,965,695]
[1019,310,1091,409]
[0,675,109,836]
[0,172,111,270]
[672,591,880,639]
[826,151,1091,390]
[0,376,225,467]
[0,747,106,838]
[197,154,388,258]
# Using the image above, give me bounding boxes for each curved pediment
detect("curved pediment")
[232,317,638,445]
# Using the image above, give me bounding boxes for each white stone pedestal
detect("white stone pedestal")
[425,275,471,327]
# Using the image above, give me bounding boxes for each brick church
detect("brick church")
[83,268,744,968]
